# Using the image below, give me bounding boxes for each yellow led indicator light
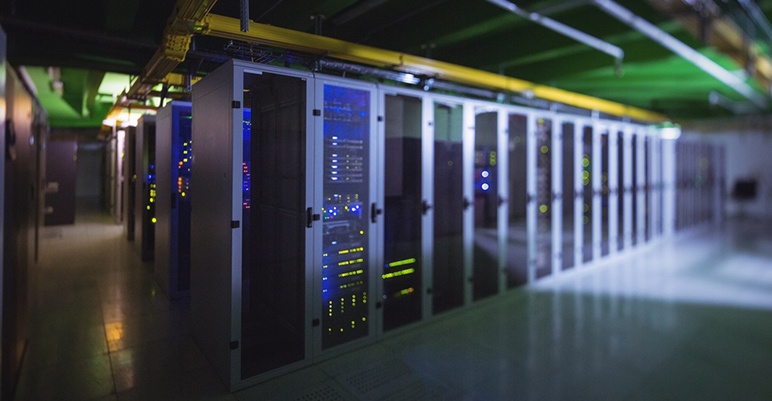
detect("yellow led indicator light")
[338,269,364,278]
[382,267,416,279]
[151,217,157,224]
[387,258,416,268]
[489,151,497,166]
[539,204,548,213]
[396,287,415,297]
[540,145,549,154]
[582,157,590,167]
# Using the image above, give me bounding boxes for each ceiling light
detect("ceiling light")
[656,121,681,140]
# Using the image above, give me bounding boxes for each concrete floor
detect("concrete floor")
[12,202,772,400]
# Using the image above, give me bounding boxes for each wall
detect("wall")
[684,118,772,220]
[3,65,42,400]
[718,133,772,219]
[75,141,104,200]
[0,23,6,401]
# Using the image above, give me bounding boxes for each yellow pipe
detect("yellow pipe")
[201,14,667,122]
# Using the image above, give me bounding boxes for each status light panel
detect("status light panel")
[178,111,192,199]
[321,84,370,349]
[242,110,252,210]
[148,162,157,223]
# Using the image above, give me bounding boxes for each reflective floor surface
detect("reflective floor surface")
[13,202,772,400]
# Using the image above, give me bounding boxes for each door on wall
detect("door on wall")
[44,140,77,225]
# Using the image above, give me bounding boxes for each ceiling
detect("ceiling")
[3,0,772,127]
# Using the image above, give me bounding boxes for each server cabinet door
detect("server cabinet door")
[315,80,377,352]
[623,128,633,248]
[123,128,136,241]
[135,116,156,262]
[535,117,554,279]
[472,109,502,300]
[616,129,625,251]
[644,135,652,241]
[560,121,575,271]
[636,131,646,242]
[239,71,312,378]
[581,125,593,263]
[608,126,619,255]
[652,136,662,237]
[432,101,465,313]
[599,126,610,257]
[175,106,192,294]
[380,93,424,332]
[505,113,528,286]
[573,124,584,268]
[631,131,639,244]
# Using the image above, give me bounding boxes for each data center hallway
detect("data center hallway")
[13,205,772,400]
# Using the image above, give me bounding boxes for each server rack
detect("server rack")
[190,58,694,390]
[636,129,647,243]
[191,61,382,389]
[123,127,136,241]
[134,115,156,261]
[155,101,192,299]
[432,97,468,312]
[505,111,529,286]
[559,119,576,272]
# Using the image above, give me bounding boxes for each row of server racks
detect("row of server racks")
[169,59,724,390]
[120,102,193,300]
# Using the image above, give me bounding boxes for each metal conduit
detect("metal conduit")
[486,0,624,62]
[593,0,767,108]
